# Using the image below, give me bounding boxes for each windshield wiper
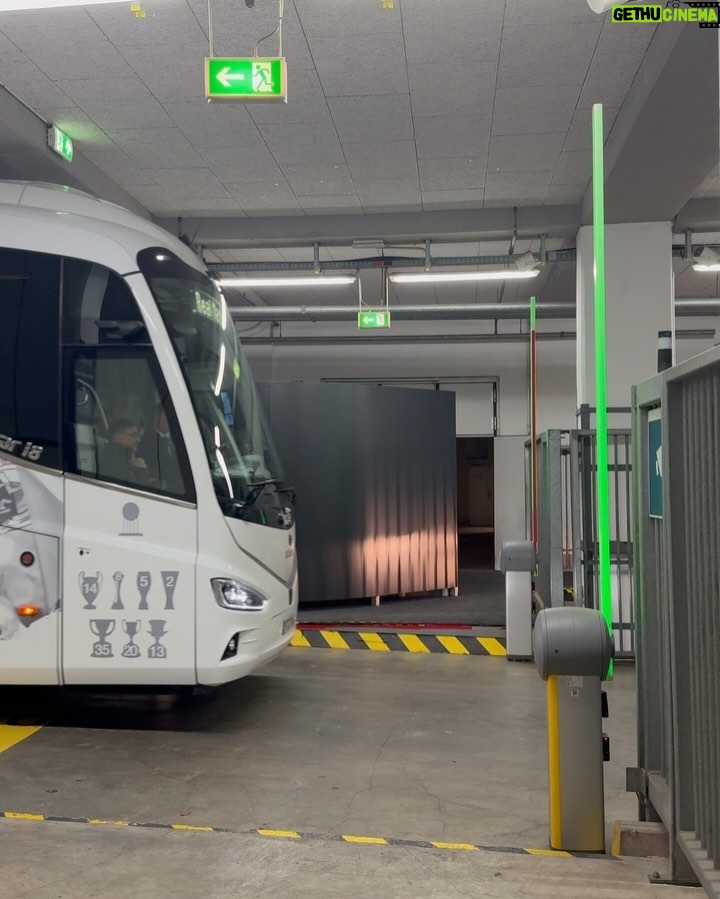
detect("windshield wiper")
[242,478,282,509]
[218,479,294,521]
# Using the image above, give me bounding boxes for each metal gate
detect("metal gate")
[529,426,636,657]
[632,345,720,895]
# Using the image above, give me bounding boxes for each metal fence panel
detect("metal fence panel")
[532,427,635,655]
[633,346,720,895]
[577,429,635,656]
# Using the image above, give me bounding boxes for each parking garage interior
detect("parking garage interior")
[1,1,719,897]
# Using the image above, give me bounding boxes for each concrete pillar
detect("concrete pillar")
[575,222,673,653]
[576,222,673,411]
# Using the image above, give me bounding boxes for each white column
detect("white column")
[575,222,673,653]
[576,222,673,412]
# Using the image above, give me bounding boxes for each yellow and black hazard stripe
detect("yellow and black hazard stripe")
[0,810,615,860]
[291,629,506,656]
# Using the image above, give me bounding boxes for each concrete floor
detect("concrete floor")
[0,650,699,898]
[298,569,506,626]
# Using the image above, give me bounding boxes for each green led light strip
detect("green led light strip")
[592,104,613,677]
[530,296,538,549]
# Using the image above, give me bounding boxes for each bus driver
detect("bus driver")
[100,419,149,486]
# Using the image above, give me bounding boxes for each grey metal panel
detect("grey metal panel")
[534,431,565,609]
[678,369,720,861]
[547,431,564,608]
[556,675,606,853]
[712,373,720,867]
[678,831,720,899]
[632,352,720,892]
[666,376,697,838]
[258,381,457,604]
[569,431,583,608]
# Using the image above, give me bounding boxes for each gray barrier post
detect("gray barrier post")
[533,606,614,852]
[500,540,534,660]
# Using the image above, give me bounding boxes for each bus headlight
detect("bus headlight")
[211,578,268,611]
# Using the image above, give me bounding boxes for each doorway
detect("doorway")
[457,437,495,569]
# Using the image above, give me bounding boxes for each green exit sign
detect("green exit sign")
[47,125,73,162]
[358,310,391,329]
[205,57,287,103]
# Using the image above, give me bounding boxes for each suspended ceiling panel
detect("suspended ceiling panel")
[0,1,716,308]
[0,0,654,218]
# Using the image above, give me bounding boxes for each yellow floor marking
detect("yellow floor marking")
[290,630,311,647]
[0,813,610,861]
[436,635,469,655]
[342,835,388,845]
[611,821,623,857]
[89,819,129,826]
[358,632,390,651]
[477,637,507,656]
[320,630,349,649]
[431,841,477,851]
[398,633,430,653]
[0,725,42,754]
[257,829,301,839]
[3,812,44,820]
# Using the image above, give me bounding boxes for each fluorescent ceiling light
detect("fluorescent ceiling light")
[389,270,540,284]
[692,246,720,272]
[218,275,356,288]
[0,0,130,8]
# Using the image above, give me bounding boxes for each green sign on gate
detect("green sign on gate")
[648,408,662,518]
[205,57,287,103]
[358,311,391,329]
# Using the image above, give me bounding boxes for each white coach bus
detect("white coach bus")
[0,181,297,686]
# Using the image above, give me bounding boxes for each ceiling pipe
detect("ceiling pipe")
[674,299,720,315]
[230,299,720,322]
[239,328,716,347]
[208,251,576,273]
[241,332,576,345]
[209,245,717,274]
[230,302,575,321]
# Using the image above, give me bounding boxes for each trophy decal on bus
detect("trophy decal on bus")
[119,502,142,537]
[111,571,125,610]
[79,572,103,610]
[147,620,168,659]
[121,620,141,658]
[90,619,115,657]
[137,571,151,610]
[161,571,179,610]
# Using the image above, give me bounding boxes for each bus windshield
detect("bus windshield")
[137,248,284,512]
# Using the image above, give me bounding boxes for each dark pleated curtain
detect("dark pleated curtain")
[258,381,457,604]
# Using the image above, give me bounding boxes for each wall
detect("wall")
[493,435,527,569]
[576,222,673,410]
[243,319,578,437]
[675,315,717,366]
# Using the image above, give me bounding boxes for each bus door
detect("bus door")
[62,477,197,686]
[60,260,198,685]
